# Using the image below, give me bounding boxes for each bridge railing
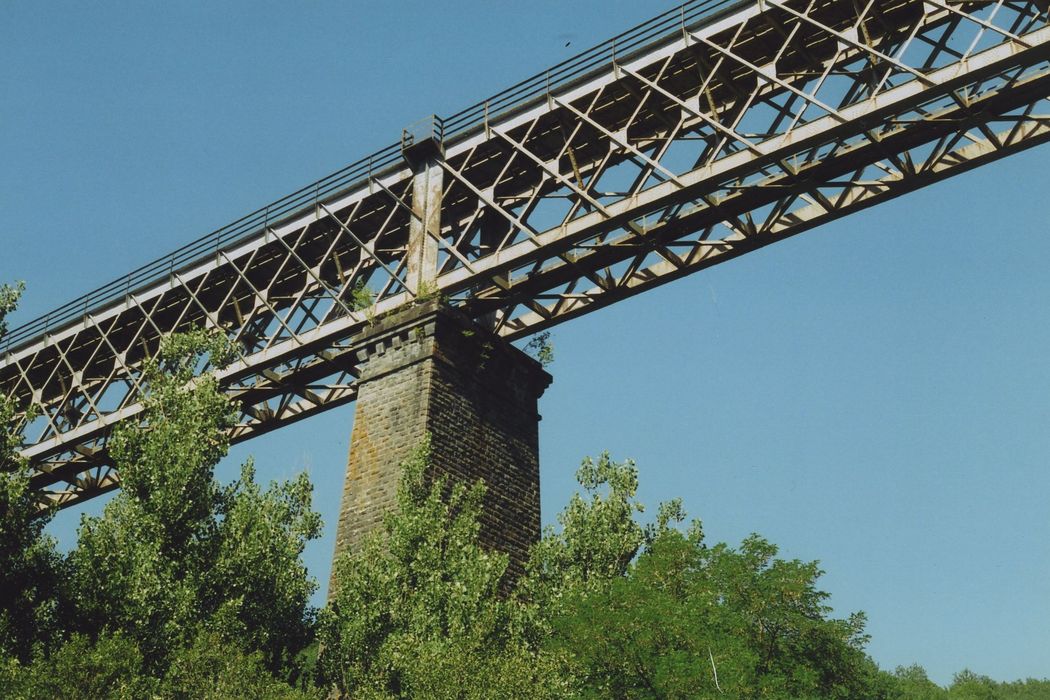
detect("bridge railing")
[2,0,745,356]
[0,140,403,354]
[441,0,744,141]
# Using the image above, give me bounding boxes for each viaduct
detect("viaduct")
[2,0,1049,579]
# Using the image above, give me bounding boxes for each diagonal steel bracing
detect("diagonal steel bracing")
[2,0,1049,509]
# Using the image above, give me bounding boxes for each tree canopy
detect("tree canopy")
[0,282,63,664]
[1,314,323,698]
[320,448,891,698]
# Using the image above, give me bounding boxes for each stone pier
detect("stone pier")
[329,301,551,594]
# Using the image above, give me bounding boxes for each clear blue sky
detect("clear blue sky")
[3,1,1048,686]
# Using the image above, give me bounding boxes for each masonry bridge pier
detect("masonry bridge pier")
[332,300,551,585]
[1,0,1049,580]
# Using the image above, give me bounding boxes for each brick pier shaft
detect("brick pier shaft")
[330,302,551,593]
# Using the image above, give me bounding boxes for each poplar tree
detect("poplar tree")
[3,321,324,698]
[67,330,322,680]
[0,283,63,663]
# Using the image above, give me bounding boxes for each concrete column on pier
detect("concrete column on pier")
[329,302,552,595]
[402,121,443,295]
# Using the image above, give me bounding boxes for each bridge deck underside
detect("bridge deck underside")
[2,0,1049,508]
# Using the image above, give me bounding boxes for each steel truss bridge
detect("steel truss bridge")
[3,0,1049,509]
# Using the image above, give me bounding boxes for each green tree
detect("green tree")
[949,670,1008,700]
[550,528,888,699]
[0,283,63,662]
[885,666,1050,700]
[1,632,153,700]
[522,453,890,699]
[65,330,321,684]
[1,629,321,700]
[7,280,1050,698]
[319,448,896,699]
[892,664,950,699]
[157,630,320,700]
[0,282,23,340]
[522,452,645,606]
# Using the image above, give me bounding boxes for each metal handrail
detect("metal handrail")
[0,141,403,353]
[441,0,742,139]
[2,0,744,355]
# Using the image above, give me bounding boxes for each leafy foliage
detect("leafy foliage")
[0,630,320,700]
[318,449,905,698]
[317,437,569,698]
[0,312,320,694]
[523,452,644,606]
[0,284,63,663]
[524,330,555,368]
[158,630,320,700]
[349,280,375,312]
[549,530,883,698]
[0,632,151,700]
[885,666,1050,700]
[0,427,63,663]
[207,462,322,674]
[67,331,321,680]
[1,328,321,696]
[0,282,24,340]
